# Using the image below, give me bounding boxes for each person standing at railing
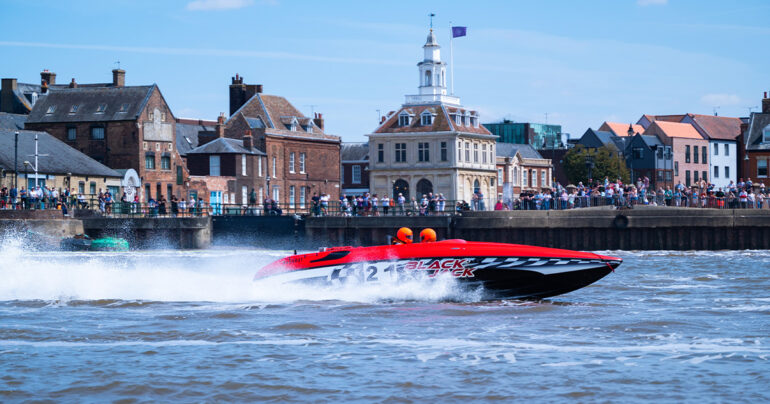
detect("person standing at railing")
[397,193,405,215]
[380,195,389,216]
[320,193,329,216]
[758,192,765,210]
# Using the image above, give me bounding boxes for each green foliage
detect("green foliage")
[563,145,630,185]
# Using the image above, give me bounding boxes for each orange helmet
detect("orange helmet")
[420,228,437,243]
[396,227,413,244]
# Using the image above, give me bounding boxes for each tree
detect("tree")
[563,145,630,186]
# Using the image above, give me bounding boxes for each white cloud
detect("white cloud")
[638,0,668,6]
[700,93,741,107]
[186,0,254,11]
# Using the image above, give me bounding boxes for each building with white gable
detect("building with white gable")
[366,29,497,206]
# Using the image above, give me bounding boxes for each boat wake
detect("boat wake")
[0,244,481,304]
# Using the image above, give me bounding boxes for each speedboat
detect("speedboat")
[254,240,621,300]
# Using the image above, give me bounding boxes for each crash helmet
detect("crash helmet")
[420,228,437,243]
[396,227,413,244]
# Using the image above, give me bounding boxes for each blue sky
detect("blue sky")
[1,0,768,142]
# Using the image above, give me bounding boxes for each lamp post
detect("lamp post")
[585,154,595,186]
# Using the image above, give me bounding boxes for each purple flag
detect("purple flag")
[452,26,467,38]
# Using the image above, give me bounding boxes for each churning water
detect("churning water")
[0,242,768,402]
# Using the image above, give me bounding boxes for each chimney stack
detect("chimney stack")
[216,112,226,138]
[112,69,125,87]
[256,84,263,93]
[69,78,78,88]
[1,78,18,113]
[243,129,253,149]
[40,69,56,86]
[763,91,770,114]
[313,112,324,131]
[627,123,634,136]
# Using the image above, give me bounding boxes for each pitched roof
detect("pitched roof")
[0,129,121,177]
[0,112,27,130]
[186,137,265,155]
[496,143,543,159]
[228,93,339,142]
[638,134,663,148]
[745,112,770,151]
[175,119,216,157]
[600,121,645,137]
[649,120,704,139]
[374,104,492,135]
[25,85,155,123]
[686,113,741,141]
[341,142,369,161]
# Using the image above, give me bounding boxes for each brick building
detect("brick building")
[341,142,369,196]
[222,76,341,208]
[644,121,709,188]
[743,92,770,187]
[185,135,266,212]
[23,69,185,202]
[495,143,552,199]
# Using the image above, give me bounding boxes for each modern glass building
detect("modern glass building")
[483,121,563,149]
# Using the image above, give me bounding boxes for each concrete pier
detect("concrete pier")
[81,217,212,249]
[305,207,770,250]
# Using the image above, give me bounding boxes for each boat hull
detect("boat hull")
[255,241,621,300]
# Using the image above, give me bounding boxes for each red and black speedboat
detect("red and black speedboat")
[254,240,621,300]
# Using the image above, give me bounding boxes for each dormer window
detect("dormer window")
[96,103,107,113]
[420,110,434,126]
[763,125,770,143]
[119,103,130,112]
[470,115,478,128]
[45,105,56,114]
[69,104,79,114]
[398,112,411,127]
[463,112,470,126]
[454,113,461,125]
[305,125,312,133]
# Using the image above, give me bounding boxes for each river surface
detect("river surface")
[0,243,768,403]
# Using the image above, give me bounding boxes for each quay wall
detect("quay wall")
[81,217,212,249]
[305,207,770,250]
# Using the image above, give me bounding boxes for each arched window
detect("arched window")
[473,179,480,194]
[425,70,432,86]
[393,179,409,199]
[416,179,433,196]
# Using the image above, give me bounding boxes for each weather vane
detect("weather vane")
[430,13,435,30]
[115,60,121,69]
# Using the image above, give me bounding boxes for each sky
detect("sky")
[1,0,768,142]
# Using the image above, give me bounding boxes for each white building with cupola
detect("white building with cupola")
[366,29,497,206]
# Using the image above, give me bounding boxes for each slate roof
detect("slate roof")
[0,112,27,130]
[638,134,663,148]
[25,85,155,123]
[176,119,216,157]
[745,112,770,151]
[341,142,369,161]
[373,103,492,136]
[687,114,742,141]
[0,129,121,177]
[228,93,339,142]
[186,137,265,155]
[496,143,543,159]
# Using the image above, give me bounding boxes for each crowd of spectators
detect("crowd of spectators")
[494,176,769,211]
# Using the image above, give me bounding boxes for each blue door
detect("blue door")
[210,191,222,215]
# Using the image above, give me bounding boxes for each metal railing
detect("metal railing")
[1,193,768,217]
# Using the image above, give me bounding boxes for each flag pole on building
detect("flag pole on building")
[449,21,454,95]
[449,24,467,96]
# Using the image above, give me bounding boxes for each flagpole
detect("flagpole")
[449,22,454,95]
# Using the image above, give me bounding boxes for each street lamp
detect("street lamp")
[585,154,595,185]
